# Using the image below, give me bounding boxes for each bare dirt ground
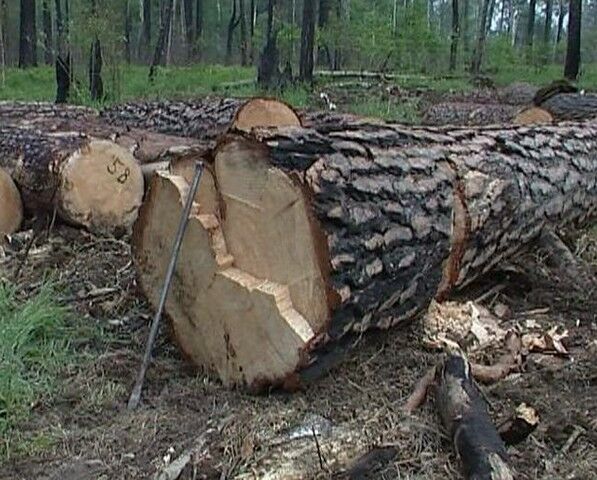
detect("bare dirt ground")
[0,214,595,480]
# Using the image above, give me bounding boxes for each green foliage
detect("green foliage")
[0,282,70,445]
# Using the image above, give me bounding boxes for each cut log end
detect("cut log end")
[513,107,554,125]
[0,168,23,236]
[231,98,302,132]
[132,171,317,389]
[59,140,144,234]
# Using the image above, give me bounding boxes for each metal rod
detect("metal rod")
[127,161,204,410]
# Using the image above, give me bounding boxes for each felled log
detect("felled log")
[0,101,98,122]
[515,93,597,125]
[421,102,519,126]
[132,118,597,390]
[0,126,144,234]
[100,97,302,142]
[434,353,514,479]
[0,168,23,236]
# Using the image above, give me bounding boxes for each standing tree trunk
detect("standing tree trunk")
[0,0,6,87]
[556,0,566,45]
[149,0,175,81]
[124,0,132,64]
[449,0,460,71]
[55,0,64,55]
[470,0,490,74]
[183,0,194,60]
[226,0,240,64]
[486,0,496,35]
[544,0,553,44]
[564,0,581,80]
[319,0,332,27]
[299,0,316,82]
[239,0,248,66]
[461,0,470,57]
[89,0,103,102]
[195,0,203,59]
[19,0,37,68]
[527,0,536,48]
[42,0,53,65]
[257,0,280,89]
[138,0,152,61]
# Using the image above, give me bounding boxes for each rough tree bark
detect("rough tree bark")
[449,0,460,71]
[434,353,514,479]
[195,0,203,59]
[182,0,194,60]
[132,117,597,390]
[527,0,536,48]
[0,126,144,234]
[100,97,301,143]
[564,0,581,80]
[299,0,316,82]
[138,0,152,61]
[239,0,248,66]
[55,53,70,104]
[461,0,471,56]
[257,0,281,89]
[0,168,23,236]
[19,0,37,68]
[89,0,103,101]
[470,0,490,74]
[149,0,175,81]
[42,0,53,65]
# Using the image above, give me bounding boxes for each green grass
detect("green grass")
[0,282,74,459]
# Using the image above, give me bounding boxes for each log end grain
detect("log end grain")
[0,168,23,236]
[58,139,144,234]
[513,107,554,125]
[132,171,317,389]
[232,98,302,132]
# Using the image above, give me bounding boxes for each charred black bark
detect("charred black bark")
[299,0,316,82]
[149,0,175,81]
[55,53,70,104]
[19,0,37,68]
[564,0,581,80]
[527,0,537,48]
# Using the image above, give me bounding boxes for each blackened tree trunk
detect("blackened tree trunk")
[89,38,103,101]
[527,0,536,48]
[138,0,152,61]
[556,0,566,44]
[299,0,316,82]
[257,0,280,89]
[486,0,496,35]
[564,0,581,80]
[183,0,194,59]
[124,0,132,63]
[55,53,70,103]
[544,0,553,44]
[149,0,175,81]
[19,0,37,68]
[319,0,332,27]
[55,0,64,55]
[226,0,240,64]
[449,0,459,71]
[239,0,248,66]
[42,0,53,64]
[470,0,490,74]
[461,0,470,56]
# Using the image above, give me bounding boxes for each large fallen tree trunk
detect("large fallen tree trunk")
[0,126,144,234]
[434,353,514,479]
[0,168,23,236]
[514,93,597,125]
[100,97,302,143]
[132,118,597,391]
[421,102,520,126]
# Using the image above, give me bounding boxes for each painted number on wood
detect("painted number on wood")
[107,156,130,184]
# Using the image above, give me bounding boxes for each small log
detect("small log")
[421,102,519,126]
[540,93,597,122]
[100,97,302,143]
[0,126,144,234]
[434,353,514,479]
[133,118,597,390]
[0,168,23,236]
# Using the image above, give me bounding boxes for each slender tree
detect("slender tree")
[564,0,581,80]
[299,0,316,82]
[239,0,248,65]
[449,0,460,71]
[226,0,240,64]
[556,0,566,44]
[527,0,537,47]
[138,0,152,61]
[41,0,53,65]
[470,0,490,74]
[149,0,175,81]
[544,0,553,43]
[486,0,496,35]
[195,0,203,59]
[462,0,471,56]
[19,0,37,68]
[124,0,132,63]
[55,0,64,55]
[89,0,103,101]
[257,0,280,88]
